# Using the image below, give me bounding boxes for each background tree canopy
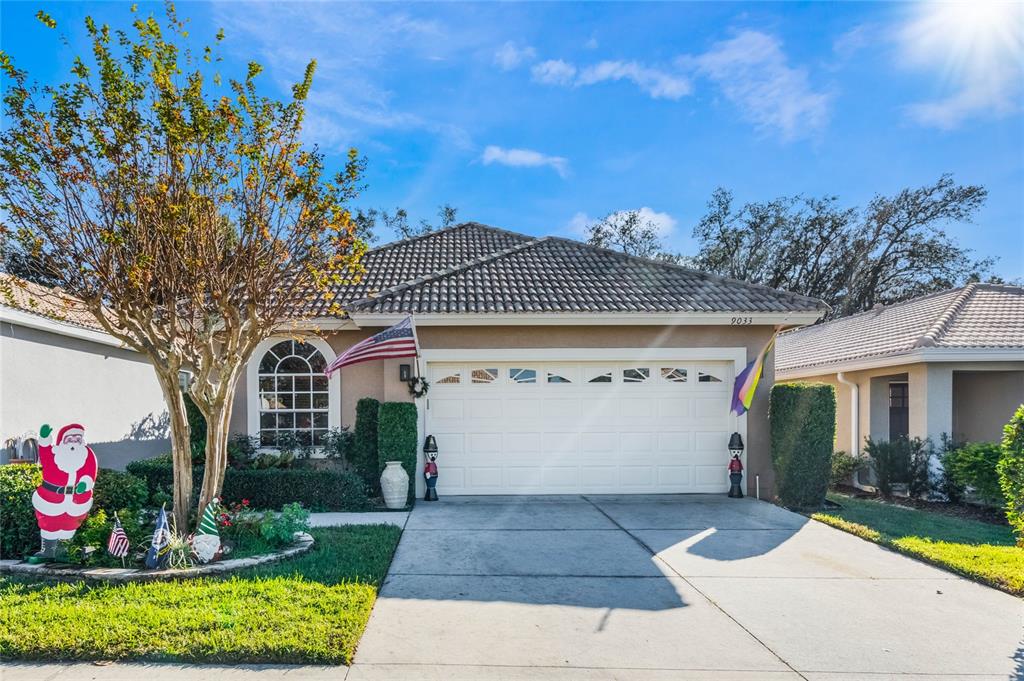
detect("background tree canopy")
[586,174,997,319]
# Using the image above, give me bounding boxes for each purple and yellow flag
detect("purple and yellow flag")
[731,332,778,416]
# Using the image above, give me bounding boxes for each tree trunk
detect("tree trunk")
[197,396,232,519]
[155,370,193,528]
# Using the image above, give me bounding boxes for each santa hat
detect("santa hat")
[56,424,85,445]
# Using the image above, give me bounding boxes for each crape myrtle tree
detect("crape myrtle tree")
[0,5,367,525]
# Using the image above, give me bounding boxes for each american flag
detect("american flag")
[325,316,418,376]
[107,515,130,558]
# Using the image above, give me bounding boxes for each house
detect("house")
[227,222,827,497]
[776,283,1024,460]
[0,274,170,469]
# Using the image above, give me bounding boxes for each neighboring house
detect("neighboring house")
[0,275,170,469]
[228,222,826,497]
[776,283,1024,461]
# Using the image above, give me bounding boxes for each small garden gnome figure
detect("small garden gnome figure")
[29,423,97,562]
[423,434,439,501]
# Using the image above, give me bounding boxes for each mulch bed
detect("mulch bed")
[832,484,1007,526]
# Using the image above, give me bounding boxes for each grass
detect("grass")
[812,493,1023,596]
[0,524,402,665]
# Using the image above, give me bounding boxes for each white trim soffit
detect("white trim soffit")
[0,306,128,349]
[349,311,823,327]
[778,347,1024,379]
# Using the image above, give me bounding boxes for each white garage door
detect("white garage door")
[425,360,738,495]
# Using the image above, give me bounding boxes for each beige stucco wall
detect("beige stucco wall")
[783,361,1024,453]
[0,322,170,470]
[232,324,778,495]
[953,371,1024,442]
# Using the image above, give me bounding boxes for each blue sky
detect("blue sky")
[3,1,1022,277]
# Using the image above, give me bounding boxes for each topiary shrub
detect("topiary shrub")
[93,469,149,514]
[944,442,1004,507]
[378,401,418,503]
[770,383,835,509]
[0,463,42,559]
[998,404,1024,545]
[353,397,381,490]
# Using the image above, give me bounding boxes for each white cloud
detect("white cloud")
[481,145,569,178]
[833,24,873,59]
[686,31,831,141]
[493,41,536,71]
[577,61,691,100]
[531,59,577,86]
[897,2,1024,129]
[566,207,677,237]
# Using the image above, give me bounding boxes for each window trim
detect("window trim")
[247,335,340,452]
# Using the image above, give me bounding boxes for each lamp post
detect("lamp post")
[423,435,439,501]
[727,432,744,498]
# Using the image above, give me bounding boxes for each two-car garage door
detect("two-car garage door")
[425,359,738,495]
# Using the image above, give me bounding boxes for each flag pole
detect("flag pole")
[409,314,422,378]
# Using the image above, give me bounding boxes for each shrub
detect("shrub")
[221,468,369,511]
[353,397,380,489]
[998,404,1024,544]
[936,433,966,503]
[829,451,864,488]
[864,436,930,498]
[0,463,42,559]
[944,442,1004,507]
[770,383,836,509]
[378,402,418,503]
[93,469,149,513]
[320,427,354,462]
[259,502,311,547]
[228,434,259,468]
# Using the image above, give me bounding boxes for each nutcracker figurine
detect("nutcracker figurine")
[423,434,439,501]
[727,431,745,498]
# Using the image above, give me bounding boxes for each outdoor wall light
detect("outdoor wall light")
[399,364,412,381]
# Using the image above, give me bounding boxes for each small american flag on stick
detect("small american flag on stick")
[107,513,130,563]
[324,316,419,376]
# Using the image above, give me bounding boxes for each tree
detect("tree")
[0,6,366,525]
[584,210,681,261]
[691,175,992,318]
[354,203,459,245]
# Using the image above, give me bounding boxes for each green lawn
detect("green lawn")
[0,524,402,665]
[812,493,1023,596]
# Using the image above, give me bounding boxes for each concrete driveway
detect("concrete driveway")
[351,494,1024,680]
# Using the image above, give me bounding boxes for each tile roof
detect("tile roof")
[313,222,826,317]
[776,283,1024,373]
[0,273,104,331]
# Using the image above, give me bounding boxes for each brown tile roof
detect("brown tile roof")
[776,283,1024,373]
[0,274,104,331]
[315,222,826,316]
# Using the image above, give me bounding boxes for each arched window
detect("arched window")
[253,339,332,447]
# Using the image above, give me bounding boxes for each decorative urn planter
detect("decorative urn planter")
[380,461,410,509]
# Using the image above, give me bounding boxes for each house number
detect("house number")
[731,317,753,325]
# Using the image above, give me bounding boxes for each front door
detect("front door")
[889,382,909,440]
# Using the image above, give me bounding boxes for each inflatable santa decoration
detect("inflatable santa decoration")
[29,423,97,562]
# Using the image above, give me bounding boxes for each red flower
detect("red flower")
[241,499,250,506]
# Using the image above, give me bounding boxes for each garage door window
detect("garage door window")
[509,368,537,383]
[698,368,724,383]
[661,368,688,383]
[585,368,613,383]
[547,370,574,384]
[471,368,498,384]
[623,368,650,383]
[436,371,461,384]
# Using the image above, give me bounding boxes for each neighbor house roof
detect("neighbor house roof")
[776,283,1024,374]
[0,273,104,332]
[311,222,827,318]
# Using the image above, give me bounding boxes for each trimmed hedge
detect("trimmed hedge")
[353,397,381,489]
[93,469,149,513]
[770,383,836,509]
[998,404,1024,544]
[126,459,370,512]
[378,402,418,503]
[0,464,42,559]
[944,441,1004,507]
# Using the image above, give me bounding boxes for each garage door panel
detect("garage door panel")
[427,360,737,495]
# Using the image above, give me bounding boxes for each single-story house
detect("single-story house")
[776,283,1024,461]
[0,274,170,469]
[228,222,827,498]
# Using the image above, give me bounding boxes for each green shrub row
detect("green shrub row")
[942,441,1004,507]
[353,397,381,490]
[377,402,418,504]
[0,464,42,559]
[998,405,1024,544]
[864,436,930,498]
[770,382,835,509]
[126,459,370,512]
